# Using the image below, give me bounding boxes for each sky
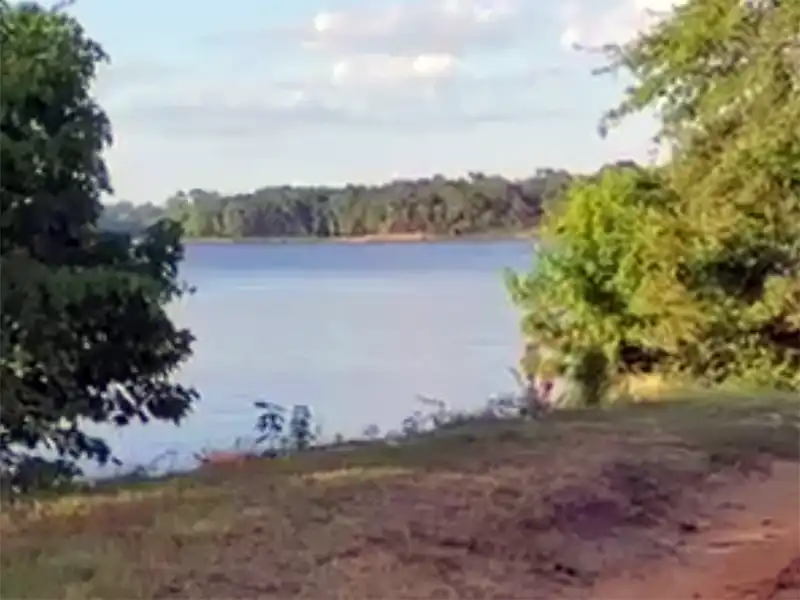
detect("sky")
[63,0,680,204]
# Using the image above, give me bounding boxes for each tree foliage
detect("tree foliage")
[99,170,576,239]
[0,1,197,492]
[509,0,800,395]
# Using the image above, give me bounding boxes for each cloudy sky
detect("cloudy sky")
[68,0,677,204]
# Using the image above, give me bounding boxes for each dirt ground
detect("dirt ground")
[590,460,799,600]
[1,397,798,599]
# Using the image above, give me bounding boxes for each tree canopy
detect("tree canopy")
[509,0,800,395]
[100,170,576,239]
[0,1,197,492]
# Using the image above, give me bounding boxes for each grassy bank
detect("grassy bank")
[2,391,798,599]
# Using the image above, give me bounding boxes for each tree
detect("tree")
[0,1,197,492]
[100,169,577,240]
[508,0,800,397]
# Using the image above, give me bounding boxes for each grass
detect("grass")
[1,391,798,599]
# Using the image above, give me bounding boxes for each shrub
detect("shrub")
[508,0,800,398]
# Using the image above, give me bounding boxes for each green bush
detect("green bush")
[508,0,800,399]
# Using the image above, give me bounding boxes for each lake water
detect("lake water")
[88,240,536,476]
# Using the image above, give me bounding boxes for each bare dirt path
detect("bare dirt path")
[589,460,800,600]
[141,446,799,600]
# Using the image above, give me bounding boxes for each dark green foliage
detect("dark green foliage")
[0,1,197,492]
[101,170,576,239]
[253,401,316,453]
[509,0,800,398]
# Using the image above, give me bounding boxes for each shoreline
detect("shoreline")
[183,231,536,246]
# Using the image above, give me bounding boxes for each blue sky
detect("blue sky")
[65,0,677,204]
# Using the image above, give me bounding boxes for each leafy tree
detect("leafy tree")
[253,401,316,453]
[0,1,197,492]
[100,170,577,239]
[509,0,800,397]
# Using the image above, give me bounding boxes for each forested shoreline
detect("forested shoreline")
[98,166,627,239]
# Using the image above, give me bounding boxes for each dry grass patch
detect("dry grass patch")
[300,466,414,484]
[1,393,798,599]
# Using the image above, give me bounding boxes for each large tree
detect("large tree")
[509,0,800,396]
[0,1,197,492]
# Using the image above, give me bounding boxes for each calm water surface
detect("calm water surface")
[89,240,535,475]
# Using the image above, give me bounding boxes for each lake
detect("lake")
[87,239,536,476]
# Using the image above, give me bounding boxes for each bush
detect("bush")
[507,167,683,400]
[508,0,800,398]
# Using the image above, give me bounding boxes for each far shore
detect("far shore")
[184,230,537,246]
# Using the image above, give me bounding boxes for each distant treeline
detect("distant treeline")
[99,162,638,239]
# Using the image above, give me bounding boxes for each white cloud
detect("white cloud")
[297,0,548,88]
[331,53,459,87]
[112,67,567,138]
[560,0,683,49]
[96,0,573,140]
[97,37,567,138]
[297,0,528,88]
[121,101,556,138]
[157,0,574,127]
[303,0,518,56]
